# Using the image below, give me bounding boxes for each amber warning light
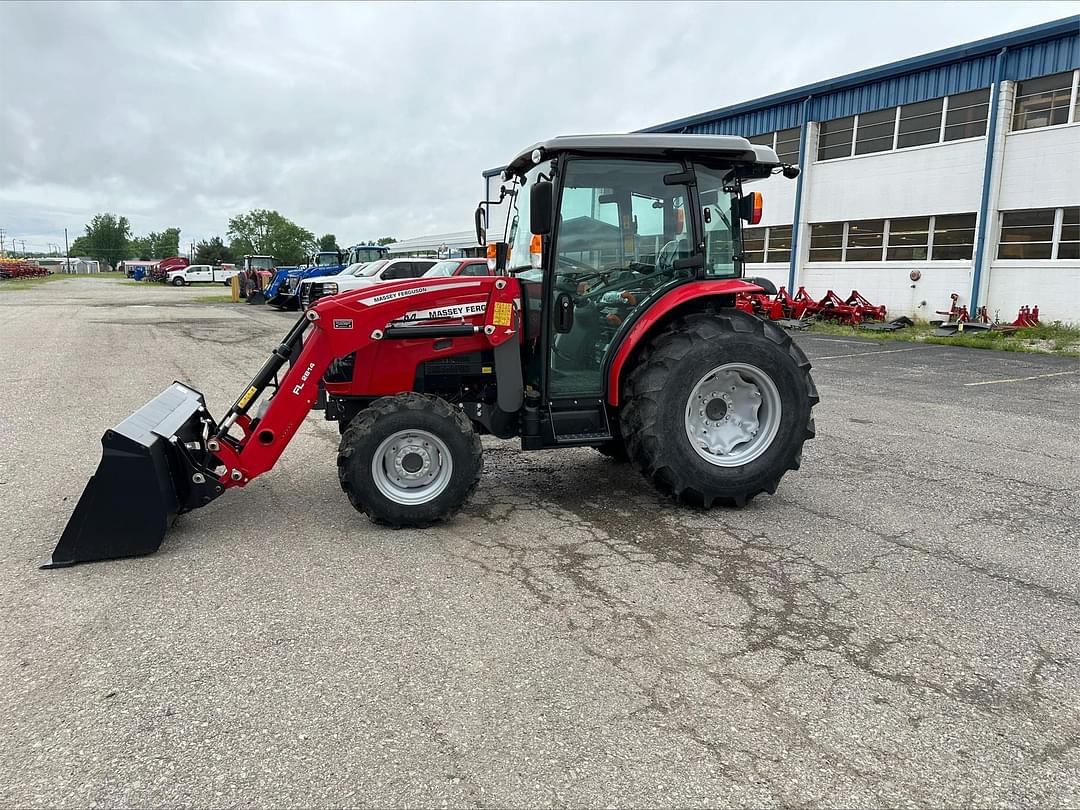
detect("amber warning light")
[739,192,763,225]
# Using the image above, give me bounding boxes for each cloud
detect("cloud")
[0,0,1073,256]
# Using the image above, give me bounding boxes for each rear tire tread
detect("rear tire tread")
[622,310,817,508]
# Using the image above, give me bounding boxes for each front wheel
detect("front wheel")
[621,310,818,507]
[337,393,482,527]
[172,277,185,287]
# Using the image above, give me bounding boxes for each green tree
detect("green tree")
[150,227,181,259]
[317,233,338,251]
[194,236,235,265]
[68,235,92,256]
[74,213,131,266]
[227,209,315,266]
[128,236,152,260]
[376,236,397,245]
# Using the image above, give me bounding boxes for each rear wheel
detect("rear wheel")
[621,309,817,507]
[337,393,482,527]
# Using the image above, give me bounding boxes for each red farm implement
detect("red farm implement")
[1011,305,1041,327]
[0,260,51,280]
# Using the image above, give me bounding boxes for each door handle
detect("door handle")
[554,293,575,333]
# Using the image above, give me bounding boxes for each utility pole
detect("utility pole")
[64,227,70,272]
[0,228,5,256]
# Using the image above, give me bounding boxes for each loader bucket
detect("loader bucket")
[43,382,219,568]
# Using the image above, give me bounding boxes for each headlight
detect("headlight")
[325,283,338,295]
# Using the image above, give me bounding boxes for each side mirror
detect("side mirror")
[530,181,554,236]
[474,205,487,246]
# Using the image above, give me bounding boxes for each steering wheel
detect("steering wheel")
[655,239,683,275]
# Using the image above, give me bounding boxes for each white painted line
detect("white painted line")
[963,369,1080,387]
[815,347,928,361]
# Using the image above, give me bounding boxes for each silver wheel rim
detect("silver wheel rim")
[370,429,454,505]
[684,362,782,467]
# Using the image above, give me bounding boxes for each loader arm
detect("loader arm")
[210,275,522,489]
[46,275,522,567]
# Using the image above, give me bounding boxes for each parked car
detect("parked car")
[419,257,491,278]
[299,257,437,309]
[166,264,241,286]
[265,245,391,310]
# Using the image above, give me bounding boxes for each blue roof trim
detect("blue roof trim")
[642,16,1079,135]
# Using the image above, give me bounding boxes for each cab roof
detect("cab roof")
[506,134,780,177]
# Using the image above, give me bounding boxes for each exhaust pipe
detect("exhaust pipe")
[43,383,226,568]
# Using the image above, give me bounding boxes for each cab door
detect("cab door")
[546,158,695,400]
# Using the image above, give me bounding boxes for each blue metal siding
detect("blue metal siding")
[1005,34,1079,82]
[681,103,803,137]
[645,17,1079,135]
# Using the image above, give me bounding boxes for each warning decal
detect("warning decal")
[492,301,513,327]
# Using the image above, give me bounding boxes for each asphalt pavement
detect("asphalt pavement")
[1,277,1078,807]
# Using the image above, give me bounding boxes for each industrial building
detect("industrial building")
[483,16,1079,322]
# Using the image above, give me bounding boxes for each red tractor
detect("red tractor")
[48,134,818,567]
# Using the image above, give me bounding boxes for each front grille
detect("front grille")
[303,283,335,309]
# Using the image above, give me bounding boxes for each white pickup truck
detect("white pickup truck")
[167,264,240,286]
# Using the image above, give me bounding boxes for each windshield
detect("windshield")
[423,260,460,277]
[357,259,389,276]
[315,252,340,266]
[249,256,273,270]
[504,159,552,273]
[348,246,387,264]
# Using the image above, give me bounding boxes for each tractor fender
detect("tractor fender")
[605,279,768,406]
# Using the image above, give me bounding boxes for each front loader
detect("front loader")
[47,134,818,567]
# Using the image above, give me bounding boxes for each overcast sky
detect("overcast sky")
[0,1,1074,257]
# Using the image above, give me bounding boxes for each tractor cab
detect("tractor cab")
[344,244,391,267]
[476,134,792,408]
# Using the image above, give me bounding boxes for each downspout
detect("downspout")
[971,47,1007,310]
[788,95,812,292]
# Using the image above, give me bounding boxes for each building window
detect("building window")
[1012,71,1076,130]
[743,227,765,263]
[1059,207,1080,260]
[775,127,801,164]
[741,225,793,263]
[766,225,793,263]
[817,87,993,162]
[817,116,855,161]
[998,209,1056,259]
[931,214,977,260]
[897,98,944,148]
[854,109,896,155]
[887,217,930,260]
[944,88,990,141]
[808,222,844,261]
[809,214,981,261]
[846,219,885,260]
[747,128,802,165]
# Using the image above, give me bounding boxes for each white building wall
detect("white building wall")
[984,100,1080,323]
[805,138,986,221]
[796,135,985,318]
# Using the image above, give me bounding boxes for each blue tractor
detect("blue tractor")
[264,244,391,310]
